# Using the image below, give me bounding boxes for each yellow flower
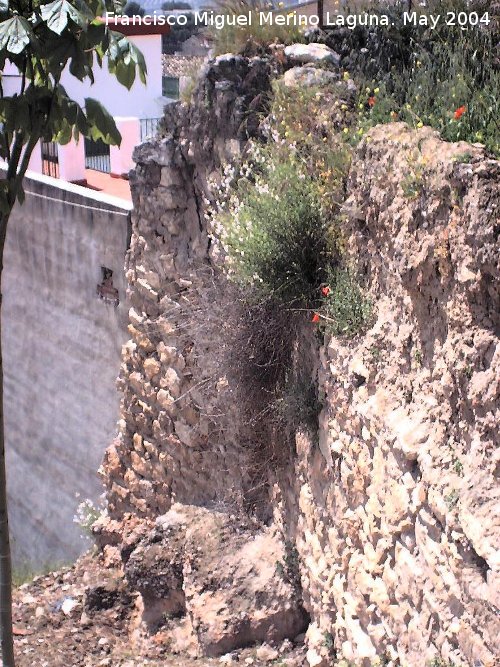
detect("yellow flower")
[358,103,364,110]
[358,128,364,135]
[406,103,412,110]
[341,103,348,111]
[417,121,423,128]
[374,87,380,94]
[343,128,349,134]
[365,86,371,93]
[416,60,422,67]
[343,71,350,81]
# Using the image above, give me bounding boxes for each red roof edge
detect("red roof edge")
[99,15,171,36]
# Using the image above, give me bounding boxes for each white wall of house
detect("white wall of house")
[28,145,43,174]
[2,32,165,182]
[61,34,166,120]
[58,139,86,181]
[110,117,141,175]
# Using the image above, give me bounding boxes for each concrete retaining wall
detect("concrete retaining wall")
[2,170,132,567]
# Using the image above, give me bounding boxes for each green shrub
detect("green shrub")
[221,150,328,306]
[268,82,352,222]
[211,77,370,338]
[211,0,305,56]
[321,268,371,336]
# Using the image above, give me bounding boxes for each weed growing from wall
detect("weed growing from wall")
[206,80,371,472]
[73,496,107,539]
[221,150,328,305]
[210,82,369,333]
[320,268,372,337]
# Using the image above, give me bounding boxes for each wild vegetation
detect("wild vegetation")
[210,82,360,333]
[210,0,498,153]
[210,0,304,55]
[328,0,499,155]
[205,81,370,470]
[203,0,498,479]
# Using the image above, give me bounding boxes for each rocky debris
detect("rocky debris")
[283,66,338,88]
[84,581,133,616]
[12,552,308,666]
[284,43,341,66]
[124,511,186,631]
[124,504,307,656]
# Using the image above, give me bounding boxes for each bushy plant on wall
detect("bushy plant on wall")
[206,81,371,465]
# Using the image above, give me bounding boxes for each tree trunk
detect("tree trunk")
[317,0,324,29]
[0,210,15,667]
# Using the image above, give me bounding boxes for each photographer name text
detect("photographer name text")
[106,10,491,31]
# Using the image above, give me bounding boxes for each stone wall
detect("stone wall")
[3,171,131,567]
[101,58,499,665]
[275,125,499,666]
[103,55,273,518]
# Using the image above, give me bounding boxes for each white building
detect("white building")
[2,18,171,196]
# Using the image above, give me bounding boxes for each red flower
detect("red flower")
[311,313,320,323]
[368,96,376,108]
[321,286,331,296]
[454,105,466,120]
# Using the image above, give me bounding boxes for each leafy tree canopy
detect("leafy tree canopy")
[123,1,144,16]
[162,1,192,10]
[0,0,147,213]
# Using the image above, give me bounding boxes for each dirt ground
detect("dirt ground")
[12,553,308,667]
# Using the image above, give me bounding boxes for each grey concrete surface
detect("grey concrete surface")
[2,169,131,567]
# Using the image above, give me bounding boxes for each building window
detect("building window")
[97,267,119,306]
[41,141,59,178]
[162,76,180,100]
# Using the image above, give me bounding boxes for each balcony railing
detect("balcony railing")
[140,117,161,143]
[84,137,111,173]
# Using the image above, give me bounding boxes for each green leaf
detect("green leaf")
[130,41,147,83]
[85,97,121,145]
[107,30,146,88]
[115,59,135,89]
[41,0,88,35]
[55,121,72,144]
[85,21,106,48]
[0,16,32,54]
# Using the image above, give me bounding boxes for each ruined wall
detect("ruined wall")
[101,58,499,666]
[281,125,499,666]
[103,55,273,517]
[3,171,131,566]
